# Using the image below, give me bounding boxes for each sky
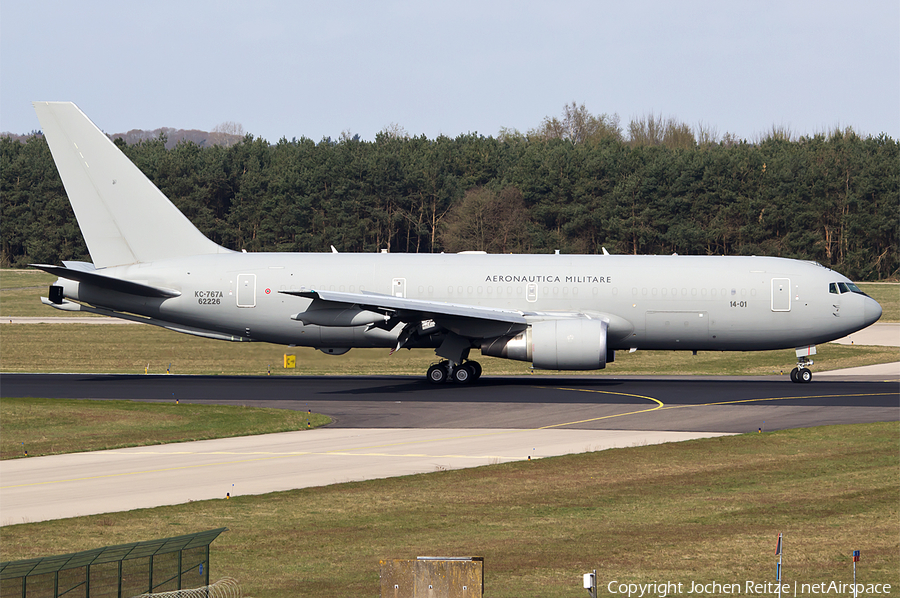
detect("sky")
[2,1,898,143]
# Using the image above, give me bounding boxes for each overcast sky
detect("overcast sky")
[2,1,898,143]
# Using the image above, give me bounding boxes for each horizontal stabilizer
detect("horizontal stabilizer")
[31,264,181,298]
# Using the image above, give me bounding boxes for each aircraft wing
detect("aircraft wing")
[284,289,527,325]
[281,289,529,342]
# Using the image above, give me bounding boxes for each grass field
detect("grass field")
[0,421,896,597]
[0,397,330,459]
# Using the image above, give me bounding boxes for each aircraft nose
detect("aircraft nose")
[864,297,882,327]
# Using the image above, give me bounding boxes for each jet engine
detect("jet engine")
[481,318,609,370]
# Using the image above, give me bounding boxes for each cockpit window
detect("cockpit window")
[830,281,868,296]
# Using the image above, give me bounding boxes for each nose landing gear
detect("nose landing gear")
[790,366,813,383]
[790,352,814,383]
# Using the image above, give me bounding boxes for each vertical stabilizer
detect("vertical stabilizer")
[33,101,231,267]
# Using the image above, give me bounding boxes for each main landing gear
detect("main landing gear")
[426,360,483,384]
[790,354,814,383]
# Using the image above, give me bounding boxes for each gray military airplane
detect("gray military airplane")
[31,101,882,384]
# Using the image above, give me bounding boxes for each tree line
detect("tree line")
[1,111,897,280]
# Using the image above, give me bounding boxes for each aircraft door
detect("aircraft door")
[771,278,790,312]
[392,278,406,298]
[237,273,257,307]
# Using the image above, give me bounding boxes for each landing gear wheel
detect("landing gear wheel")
[452,363,476,384]
[798,367,812,383]
[468,361,482,380]
[427,362,449,384]
[790,367,799,383]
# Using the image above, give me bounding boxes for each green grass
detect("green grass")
[1,422,896,597]
[0,397,330,459]
[860,282,900,322]
[0,269,88,317]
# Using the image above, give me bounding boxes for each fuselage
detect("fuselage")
[55,252,882,353]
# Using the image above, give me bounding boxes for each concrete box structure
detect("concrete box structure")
[379,557,483,598]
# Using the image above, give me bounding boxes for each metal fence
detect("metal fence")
[0,528,227,598]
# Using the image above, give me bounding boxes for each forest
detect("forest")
[1,106,897,280]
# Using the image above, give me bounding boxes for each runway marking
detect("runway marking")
[656,392,898,410]
[538,389,664,429]
[542,388,898,428]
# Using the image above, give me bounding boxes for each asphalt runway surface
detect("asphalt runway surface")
[1,373,897,524]
[2,373,898,432]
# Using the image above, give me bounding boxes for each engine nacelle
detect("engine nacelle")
[481,318,608,370]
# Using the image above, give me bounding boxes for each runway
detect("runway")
[1,373,897,524]
[2,373,898,431]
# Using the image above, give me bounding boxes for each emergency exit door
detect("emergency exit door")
[771,278,790,312]
[237,273,257,307]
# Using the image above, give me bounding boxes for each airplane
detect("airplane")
[30,101,882,384]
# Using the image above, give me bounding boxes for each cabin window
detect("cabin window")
[829,283,838,294]
[837,282,850,293]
